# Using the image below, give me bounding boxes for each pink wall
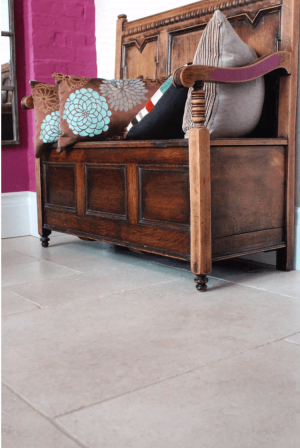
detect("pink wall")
[2,0,97,193]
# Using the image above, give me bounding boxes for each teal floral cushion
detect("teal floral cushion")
[53,73,163,152]
[30,80,60,157]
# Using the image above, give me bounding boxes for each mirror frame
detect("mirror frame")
[1,0,19,145]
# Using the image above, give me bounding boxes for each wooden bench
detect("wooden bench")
[22,0,299,291]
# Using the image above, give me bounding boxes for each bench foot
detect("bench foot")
[195,274,208,291]
[40,229,51,248]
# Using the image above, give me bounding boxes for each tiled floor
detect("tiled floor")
[2,235,300,448]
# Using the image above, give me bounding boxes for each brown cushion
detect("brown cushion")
[52,73,165,152]
[30,81,60,158]
[183,10,265,138]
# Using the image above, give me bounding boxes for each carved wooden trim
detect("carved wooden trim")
[122,0,278,37]
[121,36,159,78]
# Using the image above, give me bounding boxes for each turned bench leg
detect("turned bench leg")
[195,274,209,291]
[189,82,212,292]
[40,229,51,248]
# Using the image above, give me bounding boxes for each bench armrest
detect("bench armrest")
[173,51,291,88]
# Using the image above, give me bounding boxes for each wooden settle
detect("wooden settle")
[22,0,300,291]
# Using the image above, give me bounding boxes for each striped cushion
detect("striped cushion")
[183,10,264,138]
[126,76,173,133]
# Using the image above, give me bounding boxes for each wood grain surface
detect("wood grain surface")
[20,0,299,285]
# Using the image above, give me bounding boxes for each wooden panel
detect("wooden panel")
[138,165,190,230]
[122,0,284,79]
[229,8,281,56]
[43,162,76,211]
[124,39,158,79]
[43,209,285,262]
[212,227,285,258]
[85,164,126,220]
[211,146,285,239]
[43,208,190,257]
[170,28,204,73]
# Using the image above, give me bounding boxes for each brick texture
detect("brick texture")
[2,0,97,193]
[30,0,97,83]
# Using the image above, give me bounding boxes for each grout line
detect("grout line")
[41,259,84,274]
[5,249,40,261]
[2,382,91,448]
[54,330,300,420]
[5,278,183,313]
[208,275,300,300]
[284,338,300,346]
[106,277,180,297]
[4,288,43,309]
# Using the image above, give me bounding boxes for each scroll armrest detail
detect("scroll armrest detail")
[173,51,291,88]
[21,95,34,110]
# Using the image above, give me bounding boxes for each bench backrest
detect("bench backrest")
[115,0,299,138]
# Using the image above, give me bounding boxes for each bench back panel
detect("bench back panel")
[116,0,299,138]
[118,0,292,79]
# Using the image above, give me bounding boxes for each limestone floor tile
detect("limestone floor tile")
[5,262,192,308]
[284,332,300,345]
[1,235,192,275]
[1,289,39,316]
[2,235,172,273]
[37,243,169,273]
[1,235,78,259]
[57,340,300,448]
[2,260,81,287]
[2,279,300,417]
[211,258,300,299]
[1,385,83,448]
[1,249,38,267]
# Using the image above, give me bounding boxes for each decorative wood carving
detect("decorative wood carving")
[122,0,280,37]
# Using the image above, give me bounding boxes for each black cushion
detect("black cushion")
[125,84,188,140]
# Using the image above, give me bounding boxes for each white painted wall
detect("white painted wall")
[95,0,185,79]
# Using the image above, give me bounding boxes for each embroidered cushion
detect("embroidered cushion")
[52,73,165,152]
[30,81,60,157]
[183,10,265,138]
[125,77,188,140]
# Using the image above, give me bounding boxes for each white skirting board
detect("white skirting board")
[1,191,59,239]
[1,192,38,239]
[1,192,300,269]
